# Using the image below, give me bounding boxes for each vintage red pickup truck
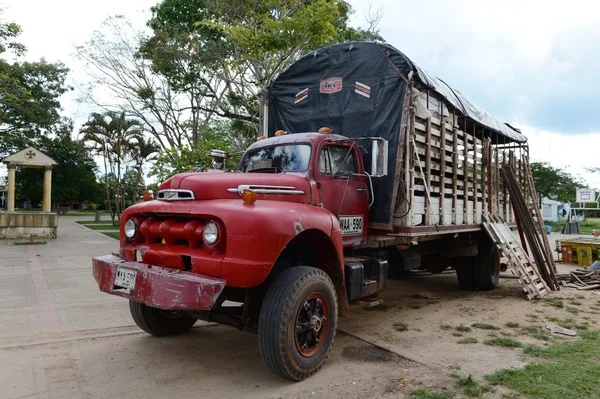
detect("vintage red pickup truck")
[92,42,529,380]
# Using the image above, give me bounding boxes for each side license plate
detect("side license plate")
[339,216,364,236]
[115,267,137,290]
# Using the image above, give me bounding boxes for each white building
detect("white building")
[541,198,569,223]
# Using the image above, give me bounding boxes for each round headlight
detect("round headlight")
[203,222,219,246]
[124,218,138,239]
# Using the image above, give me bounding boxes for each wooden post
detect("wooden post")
[452,124,458,224]
[502,141,507,220]
[463,121,469,224]
[481,133,488,218]
[425,117,432,225]
[439,116,446,225]
[43,166,53,212]
[472,124,478,223]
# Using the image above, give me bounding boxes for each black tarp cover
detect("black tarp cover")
[268,42,409,226]
[268,42,526,227]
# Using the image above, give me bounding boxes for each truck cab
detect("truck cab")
[93,129,389,381]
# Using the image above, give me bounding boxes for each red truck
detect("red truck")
[93,42,529,380]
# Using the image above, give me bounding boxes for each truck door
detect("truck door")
[316,143,369,246]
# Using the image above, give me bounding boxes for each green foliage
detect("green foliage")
[452,374,493,398]
[471,323,500,330]
[484,338,522,348]
[80,111,154,221]
[457,337,478,344]
[0,18,25,55]
[0,59,71,156]
[505,322,520,328]
[410,389,453,399]
[530,161,586,204]
[15,123,103,206]
[143,0,381,133]
[456,325,472,332]
[394,322,408,332]
[149,133,233,182]
[487,331,600,398]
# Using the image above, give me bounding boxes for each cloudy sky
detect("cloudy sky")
[3,0,600,187]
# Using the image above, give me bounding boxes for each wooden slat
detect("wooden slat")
[424,117,432,225]
[452,126,458,224]
[463,126,469,223]
[439,116,446,224]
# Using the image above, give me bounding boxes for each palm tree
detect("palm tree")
[80,111,143,222]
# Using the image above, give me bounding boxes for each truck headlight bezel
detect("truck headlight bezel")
[203,221,219,246]
[124,218,138,240]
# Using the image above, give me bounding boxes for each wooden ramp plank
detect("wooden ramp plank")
[483,216,550,300]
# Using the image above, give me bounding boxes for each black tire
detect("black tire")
[455,258,476,290]
[258,266,338,381]
[129,300,197,337]
[473,238,500,291]
[455,237,500,291]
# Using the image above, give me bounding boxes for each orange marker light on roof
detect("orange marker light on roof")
[274,130,286,136]
[242,189,257,204]
[318,127,332,133]
[257,135,267,141]
[142,190,153,201]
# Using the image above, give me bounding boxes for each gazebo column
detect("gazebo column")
[43,165,53,212]
[7,162,16,212]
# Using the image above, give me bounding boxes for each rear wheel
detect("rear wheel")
[455,237,500,291]
[456,259,476,290]
[258,266,338,381]
[129,301,197,337]
[473,238,500,290]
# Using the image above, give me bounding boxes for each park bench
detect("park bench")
[57,206,70,215]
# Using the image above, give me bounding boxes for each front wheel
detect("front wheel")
[129,301,197,337]
[258,267,338,381]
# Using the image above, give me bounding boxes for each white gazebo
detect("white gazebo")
[1,147,59,239]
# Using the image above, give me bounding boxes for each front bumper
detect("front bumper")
[92,254,225,311]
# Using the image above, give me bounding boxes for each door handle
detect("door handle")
[357,188,367,192]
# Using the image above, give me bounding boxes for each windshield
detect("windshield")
[240,144,311,173]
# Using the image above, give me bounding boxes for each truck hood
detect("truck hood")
[158,172,312,203]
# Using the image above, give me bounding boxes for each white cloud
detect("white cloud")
[524,124,600,189]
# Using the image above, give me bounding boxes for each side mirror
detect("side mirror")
[370,138,388,177]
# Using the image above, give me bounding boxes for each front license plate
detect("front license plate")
[339,216,364,236]
[115,267,137,290]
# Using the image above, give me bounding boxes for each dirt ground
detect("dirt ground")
[1,222,598,399]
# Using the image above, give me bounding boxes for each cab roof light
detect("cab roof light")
[274,130,286,136]
[318,127,332,133]
[257,135,267,141]
[142,190,153,201]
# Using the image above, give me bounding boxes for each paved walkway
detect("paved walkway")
[0,216,418,399]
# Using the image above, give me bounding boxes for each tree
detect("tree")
[0,13,71,157]
[80,111,144,222]
[143,0,383,135]
[15,121,103,207]
[530,162,586,203]
[149,127,235,181]
[75,16,212,151]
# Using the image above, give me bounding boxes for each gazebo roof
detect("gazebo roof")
[2,147,58,167]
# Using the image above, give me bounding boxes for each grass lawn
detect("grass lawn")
[102,231,120,240]
[76,220,117,225]
[486,330,600,398]
[81,224,120,231]
[66,211,111,217]
[546,218,600,234]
